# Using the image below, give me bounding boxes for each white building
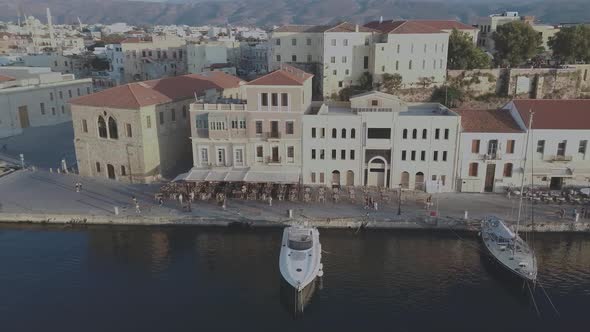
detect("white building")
[475,11,536,53]
[455,109,526,193]
[302,91,460,192]
[186,43,229,74]
[0,67,93,138]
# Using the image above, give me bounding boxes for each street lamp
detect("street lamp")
[397,183,402,216]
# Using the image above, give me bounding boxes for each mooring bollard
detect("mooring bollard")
[114,206,119,215]
[464,210,469,220]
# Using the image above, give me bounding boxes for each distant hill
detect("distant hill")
[1,0,589,27]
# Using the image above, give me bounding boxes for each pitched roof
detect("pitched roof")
[512,99,590,130]
[413,20,477,31]
[0,74,15,82]
[70,73,243,109]
[246,65,313,86]
[454,109,523,133]
[364,20,446,34]
[274,22,376,33]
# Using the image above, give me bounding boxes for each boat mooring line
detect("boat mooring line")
[537,280,560,317]
[527,281,541,317]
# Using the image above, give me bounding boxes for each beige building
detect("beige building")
[179,65,313,184]
[70,71,243,183]
[0,67,92,138]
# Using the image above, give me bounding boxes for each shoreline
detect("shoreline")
[1,212,590,233]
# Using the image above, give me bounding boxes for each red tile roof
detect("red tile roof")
[454,109,523,133]
[246,65,313,86]
[512,99,590,130]
[0,74,15,82]
[70,73,243,109]
[413,20,477,31]
[364,20,446,34]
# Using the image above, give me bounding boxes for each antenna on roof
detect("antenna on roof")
[379,16,384,24]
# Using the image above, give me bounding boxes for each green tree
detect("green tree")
[549,25,590,64]
[448,29,491,69]
[493,21,542,66]
[380,73,403,94]
[431,85,464,108]
[357,72,373,91]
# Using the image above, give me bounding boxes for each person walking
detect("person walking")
[158,197,164,207]
[135,202,141,214]
[179,193,184,206]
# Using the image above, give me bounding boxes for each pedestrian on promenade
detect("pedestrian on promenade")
[559,208,565,219]
[74,182,80,192]
[222,198,227,211]
[179,193,184,206]
[190,191,195,203]
[373,201,378,211]
[135,202,141,214]
[132,196,138,206]
[573,208,578,219]
[268,196,273,207]
[158,197,164,207]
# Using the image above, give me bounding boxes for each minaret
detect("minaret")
[47,8,56,49]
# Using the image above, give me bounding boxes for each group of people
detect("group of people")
[557,207,589,220]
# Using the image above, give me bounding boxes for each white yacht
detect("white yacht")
[481,216,537,282]
[279,226,323,304]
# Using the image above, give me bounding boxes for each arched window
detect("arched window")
[422,129,427,139]
[403,129,408,139]
[332,128,337,138]
[342,128,346,139]
[351,129,356,139]
[412,129,417,139]
[108,116,118,139]
[97,116,107,138]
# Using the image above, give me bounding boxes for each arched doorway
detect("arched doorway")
[367,157,387,188]
[415,172,425,191]
[331,170,341,187]
[346,170,354,186]
[107,164,116,179]
[401,171,410,189]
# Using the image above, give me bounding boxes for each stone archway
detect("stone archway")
[346,170,354,186]
[415,172,425,191]
[332,170,341,187]
[107,164,116,179]
[367,156,387,188]
[401,171,410,189]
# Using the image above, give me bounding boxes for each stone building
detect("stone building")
[0,67,93,138]
[70,71,243,183]
[121,35,187,83]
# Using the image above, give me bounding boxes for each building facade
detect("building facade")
[70,72,243,183]
[0,67,92,138]
[121,35,187,83]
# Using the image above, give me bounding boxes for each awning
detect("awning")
[532,168,574,177]
[244,171,300,184]
[173,167,300,184]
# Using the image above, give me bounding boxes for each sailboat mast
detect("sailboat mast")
[516,111,534,238]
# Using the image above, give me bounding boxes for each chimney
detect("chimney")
[379,16,383,24]
[355,24,359,32]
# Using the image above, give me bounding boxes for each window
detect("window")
[351,129,356,138]
[506,140,515,154]
[403,129,408,139]
[286,121,294,135]
[50,92,54,101]
[371,100,379,106]
[332,128,337,138]
[424,44,427,53]
[182,106,187,119]
[469,163,479,177]
[311,149,317,160]
[257,146,264,158]
[536,140,545,154]
[292,38,297,46]
[339,81,343,88]
[422,129,427,139]
[382,66,385,72]
[557,140,567,157]
[441,175,446,186]
[61,106,65,114]
[68,90,72,98]
[201,148,208,164]
[435,128,440,139]
[147,116,152,129]
[40,103,45,115]
[331,39,336,46]
[271,93,278,106]
[276,55,281,62]
[396,44,400,53]
[51,107,56,115]
[82,119,88,133]
[432,175,437,181]
[59,91,63,99]
[121,166,126,176]
[364,56,369,69]
[411,151,416,161]
[292,55,297,62]
[98,116,107,138]
[261,93,268,106]
[126,123,132,137]
[311,172,316,183]
[402,150,407,161]
[77,88,81,96]
[368,128,391,139]
[321,128,325,138]
[331,56,336,63]
[235,149,244,164]
[86,87,91,94]
[444,129,449,140]
[350,150,355,160]
[422,60,426,70]
[287,146,294,159]
[579,140,587,154]
[503,163,513,177]
[239,120,246,129]
[171,109,176,122]
[320,149,325,160]
[256,121,263,134]
[159,112,164,125]
[320,172,325,183]
[341,150,346,160]
[332,149,337,160]
[412,129,417,139]
[312,128,316,138]
[395,61,399,70]
[345,69,350,75]
[433,151,438,161]
[217,148,226,165]
[442,151,447,161]
[409,60,412,70]
[333,70,337,76]
[421,151,426,161]
[96,162,101,173]
[307,38,312,46]
[472,139,480,153]
[342,129,346,139]
[108,117,118,139]
[342,56,347,63]
[276,38,281,46]
[343,39,348,46]
[281,93,288,107]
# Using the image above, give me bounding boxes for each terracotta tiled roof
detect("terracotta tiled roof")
[274,22,376,33]
[364,20,445,34]
[413,20,477,31]
[0,74,16,82]
[70,73,243,109]
[512,99,590,130]
[246,65,313,86]
[454,109,523,133]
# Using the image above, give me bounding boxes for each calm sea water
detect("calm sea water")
[0,224,589,332]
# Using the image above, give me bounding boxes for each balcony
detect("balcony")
[265,156,282,165]
[548,155,573,162]
[192,103,246,111]
[479,153,501,161]
[264,131,282,140]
